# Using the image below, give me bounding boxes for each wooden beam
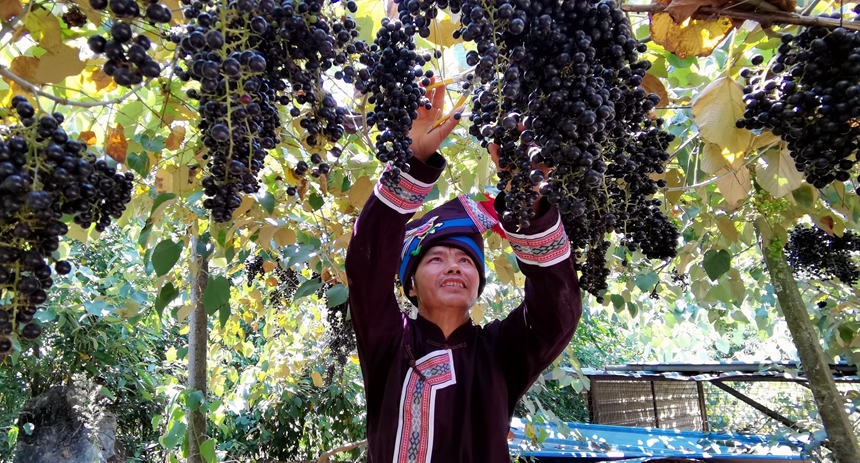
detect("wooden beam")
[711,380,804,432]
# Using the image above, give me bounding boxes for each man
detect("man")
[345,82,582,463]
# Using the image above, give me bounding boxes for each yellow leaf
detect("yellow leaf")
[650,13,733,59]
[105,124,128,163]
[78,131,97,146]
[751,130,780,150]
[814,214,844,237]
[165,125,186,150]
[311,370,323,387]
[470,303,484,324]
[756,146,803,198]
[23,8,63,51]
[493,255,516,285]
[716,217,739,243]
[66,223,90,242]
[665,168,683,204]
[85,68,115,92]
[275,228,296,247]
[427,16,461,48]
[70,0,102,25]
[691,76,750,154]
[347,175,373,209]
[249,288,262,304]
[700,143,730,174]
[0,0,22,20]
[714,164,750,209]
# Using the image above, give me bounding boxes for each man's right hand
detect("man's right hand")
[407,78,464,163]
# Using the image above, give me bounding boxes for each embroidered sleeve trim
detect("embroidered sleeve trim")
[392,349,456,463]
[373,163,435,214]
[504,216,571,267]
[458,195,499,233]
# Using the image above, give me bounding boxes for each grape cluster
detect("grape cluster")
[393,0,678,296]
[785,224,860,285]
[0,97,134,353]
[361,17,436,174]
[243,253,299,307]
[174,0,366,221]
[324,298,355,382]
[737,22,860,190]
[85,0,173,86]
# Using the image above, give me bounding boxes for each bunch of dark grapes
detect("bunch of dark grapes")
[85,0,173,86]
[324,298,355,382]
[785,224,860,285]
[737,20,860,190]
[361,16,435,175]
[174,0,367,221]
[394,0,678,296]
[244,253,299,307]
[244,254,265,285]
[0,97,134,353]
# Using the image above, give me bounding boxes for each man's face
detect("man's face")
[409,245,480,313]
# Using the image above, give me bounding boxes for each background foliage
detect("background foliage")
[0,0,858,461]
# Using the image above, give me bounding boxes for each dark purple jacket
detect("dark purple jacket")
[346,154,582,463]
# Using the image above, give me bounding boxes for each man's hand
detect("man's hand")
[408,78,464,163]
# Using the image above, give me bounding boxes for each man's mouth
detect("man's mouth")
[440,279,466,289]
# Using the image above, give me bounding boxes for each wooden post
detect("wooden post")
[187,235,209,463]
[759,233,860,462]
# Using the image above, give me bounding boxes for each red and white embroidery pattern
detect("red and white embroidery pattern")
[504,216,570,267]
[458,195,499,234]
[374,163,435,214]
[392,349,457,463]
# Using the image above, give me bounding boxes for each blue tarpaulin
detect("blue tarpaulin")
[508,418,809,462]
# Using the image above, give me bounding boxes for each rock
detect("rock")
[14,385,118,463]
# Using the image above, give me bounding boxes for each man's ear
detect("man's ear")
[408,277,417,297]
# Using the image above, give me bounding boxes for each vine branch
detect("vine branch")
[621,4,860,31]
[0,65,144,108]
[316,439,368,463]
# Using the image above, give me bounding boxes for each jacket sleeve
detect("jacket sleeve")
[494,194,582,407]
[345,154,446,364]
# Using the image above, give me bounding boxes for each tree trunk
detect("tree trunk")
[760,235,860,462]
[187,236,209,463]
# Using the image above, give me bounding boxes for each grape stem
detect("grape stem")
[622,4,860,31]
[0,65,145,108]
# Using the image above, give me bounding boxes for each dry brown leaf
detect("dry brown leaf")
[32,44,86,84]
[78,131,97,146]
[7,56,39,83]
[0,0,23,20]
[262,260,276,273]
[714,164,751,209]
[665,168,684,204]
[105,124,128,163]
[664,0,732,23]
[70,0,102,25]
[87,68,114,92]
[650,12,733,59]
[165,125,186,151]
[641,73,669,108]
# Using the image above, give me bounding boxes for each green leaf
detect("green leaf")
[117,101,145,129]
[257,191,275,214]
[200,439,216,463]
[703,249,731,281]
[610,294,625,311]
[219,302,230,328]
[83,299,109,316]
[326,284,348,307]
[140,134,165,153]
[792,184,817,209]
[150,193,177,216]
[634,271,659,292]
[126,152,149,177]
[154,283,179,317]
[151,239,182,276]
[159,421,186,450]
[7,426,18,448]
[308,193,324,211]
[294,278,322,300]
[185,390,204,411]
[203,275,230,315]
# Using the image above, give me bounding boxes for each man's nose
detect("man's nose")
[445,259,462,273]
